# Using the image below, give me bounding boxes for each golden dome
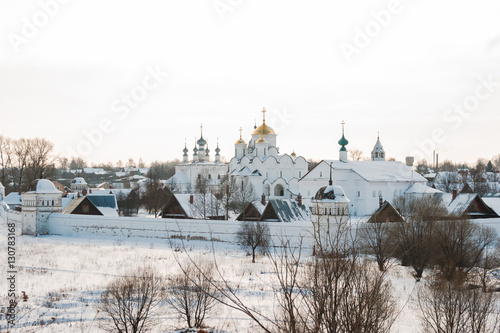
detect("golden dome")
[252,121,275,135]
[235,127,246,145]
[291,151,297,157]
[256,135,267,144]
[235,138,246,145]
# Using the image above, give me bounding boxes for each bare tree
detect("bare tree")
[167,260,220,328]
[349,148,364,161]
[0,136,13,186]
[13,138,31,189]
[299,218,396,333]
[97,267,165,333]
[433,219,497,282]
[218,174,237,220]
[231,177,256,219]
[418,280,499,333]
[394,195,448,281]
[268,236,306,333]
[25,138,56,185]
[142,179,168,217]
[359,222,398,271]
[236,221,270,263]
[69,156,86,170]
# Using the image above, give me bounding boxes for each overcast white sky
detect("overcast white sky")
[1,0,499,166]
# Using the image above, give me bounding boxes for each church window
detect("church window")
[280,171,282,178]
[52,200,54,206]
[198,174,201,180]
[320,172,322,177]
[266,172,268,178]
[208,174,212,180]
[372,191,376,197]
[299,171,301,178]
[325,208,328,215]
[274,184,284,197]
[381,152,385,158]
[42,201,45,206]
[243,149,246,155]
[378,190,382,197]
[357,191,361,197]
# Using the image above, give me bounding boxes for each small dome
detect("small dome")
[252,122,275,135]
[71,177,87,185]
[291,151,297,157]
[235,138,246,145]
[314,185,350,202]
[338,134,349,148]
[256,136,267,144]
[36,179,61,194]
[197,136,207,146]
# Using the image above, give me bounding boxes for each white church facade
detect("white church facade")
[229,108,308,199]
[167,125,229,193]
[299,123,427,217]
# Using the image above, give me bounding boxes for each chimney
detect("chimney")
[89,189,92,194]
[452,189,457,200]
[82,189,87,196]
[379,195,383,208]
[261,194,266,206]
[18,187,22,195]
[189,194,194,204]
[297,194,302,206]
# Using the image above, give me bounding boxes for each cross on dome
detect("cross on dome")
[262,108,266,122]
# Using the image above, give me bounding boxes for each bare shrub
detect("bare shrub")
[269,218,396,333]
[433,219,497,282]
[359,222,398,271]
[97,267,165,333]
[418,280,499,333]
[236,221,270,263]
[167,260,220,328]
[394,196,448,281]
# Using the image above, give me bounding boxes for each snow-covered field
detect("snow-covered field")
[2,217,498,332]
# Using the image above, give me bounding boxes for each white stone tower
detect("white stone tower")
[338,120,349,162]
[371,133,385,161]
[235,127,247,160]
[21,179,62,235]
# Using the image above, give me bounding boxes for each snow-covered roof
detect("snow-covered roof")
[173,193,225,219]
[262,199,312,222]
[483,198,500,216]
[71,177,87,185]
[167,171,190,185]
[313,185,350,203]
[444,193,477,216]
[61,197,73,210]
[405,183,443,195]
[4,192,22,206]
[322,160,427,183]
[35,179,62,194]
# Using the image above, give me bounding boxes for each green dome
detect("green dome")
[338,134,349,147]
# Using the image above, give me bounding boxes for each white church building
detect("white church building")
[167,125,229,193]
[229,108,308,199]
[299,123,427,217]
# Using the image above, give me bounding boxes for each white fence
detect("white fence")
[47,213,317,247]
[0,207,22,236]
